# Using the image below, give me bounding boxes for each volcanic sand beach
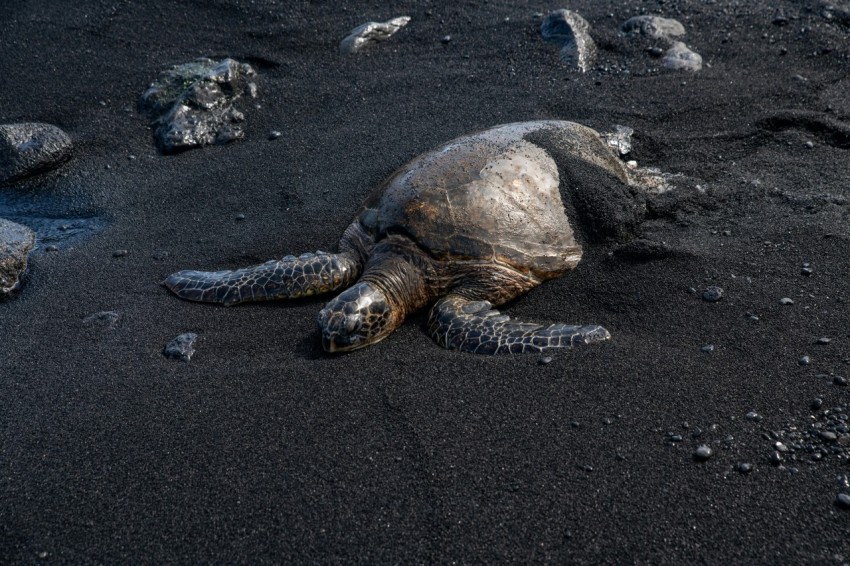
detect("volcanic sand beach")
[2,0,850,562]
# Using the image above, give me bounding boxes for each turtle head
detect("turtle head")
[317,281,397,353]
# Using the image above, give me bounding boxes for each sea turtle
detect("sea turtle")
[165,120,654,354]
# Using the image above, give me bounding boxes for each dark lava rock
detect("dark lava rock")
[163,332,198,362]
[612,238,672,261]
[0,123,72,184]
[834,376,848,386]
[693,445,713,461]
[139,58,257,153]
[0,218,35,297]
[541,9,597,72]
[621,16,686,40]
[702,286,723,302]
[662,42,703,72]
[340,16,411,54]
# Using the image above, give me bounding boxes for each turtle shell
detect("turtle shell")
[357,121,626,280]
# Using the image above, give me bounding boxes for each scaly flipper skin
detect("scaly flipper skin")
[164,251,361,306]
[428,294,610,355]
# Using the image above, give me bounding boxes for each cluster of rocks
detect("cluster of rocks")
[540,10,702,72]
[139,58,258,153]
[764,401,850,471]
[1,122,74,299]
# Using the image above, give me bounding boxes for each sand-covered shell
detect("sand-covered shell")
[356,121,629,280]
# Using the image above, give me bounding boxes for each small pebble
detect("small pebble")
[805,141,814,149]
[799,355,811,366]
[834,376,848,386]
[811,398,824,410]
[775,442,789,453]
[691,427,702,438]
[669,434,683,442]
[779,297,794,305]
[163,332,198,362]
[701,344,715,353]
[235,213,246,221]
[836,493,850,509]
[539,356,553,365]
[647,46,664,57]
[44,245,59,252]
[737,462,753,474]
[746,411,763,422]
[817,337,831,345]
[441,35,451,44]
[820,431,838,442]
[112,249,128,257]
[268,130,282,140]
[693,445,713,461]
[702,286,723,302]
[770,451,783,465]
[801,267,813,276]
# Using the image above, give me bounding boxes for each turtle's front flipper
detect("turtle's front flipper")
[428,294,610,355]
[164,251,361,306]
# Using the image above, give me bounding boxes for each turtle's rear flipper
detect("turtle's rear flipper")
[428,294,610,355]
[164,251,361,306]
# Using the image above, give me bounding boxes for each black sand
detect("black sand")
[2,1,850,562]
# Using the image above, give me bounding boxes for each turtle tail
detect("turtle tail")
[428,294,610,355]
[164,251,361,306]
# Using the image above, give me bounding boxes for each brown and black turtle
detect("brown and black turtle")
[165,120,657,354]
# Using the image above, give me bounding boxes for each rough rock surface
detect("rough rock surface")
[663,42,703,71]
[540,9,597,72]
[602,125,634,156]
[0,218,35,297]
[163,332,198,361]
[621,16,687,40]
[340,16,411,54]
[139,58,257,152]
[0,123,72,184]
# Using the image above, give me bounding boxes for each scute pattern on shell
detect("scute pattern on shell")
[357,121,601,280]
